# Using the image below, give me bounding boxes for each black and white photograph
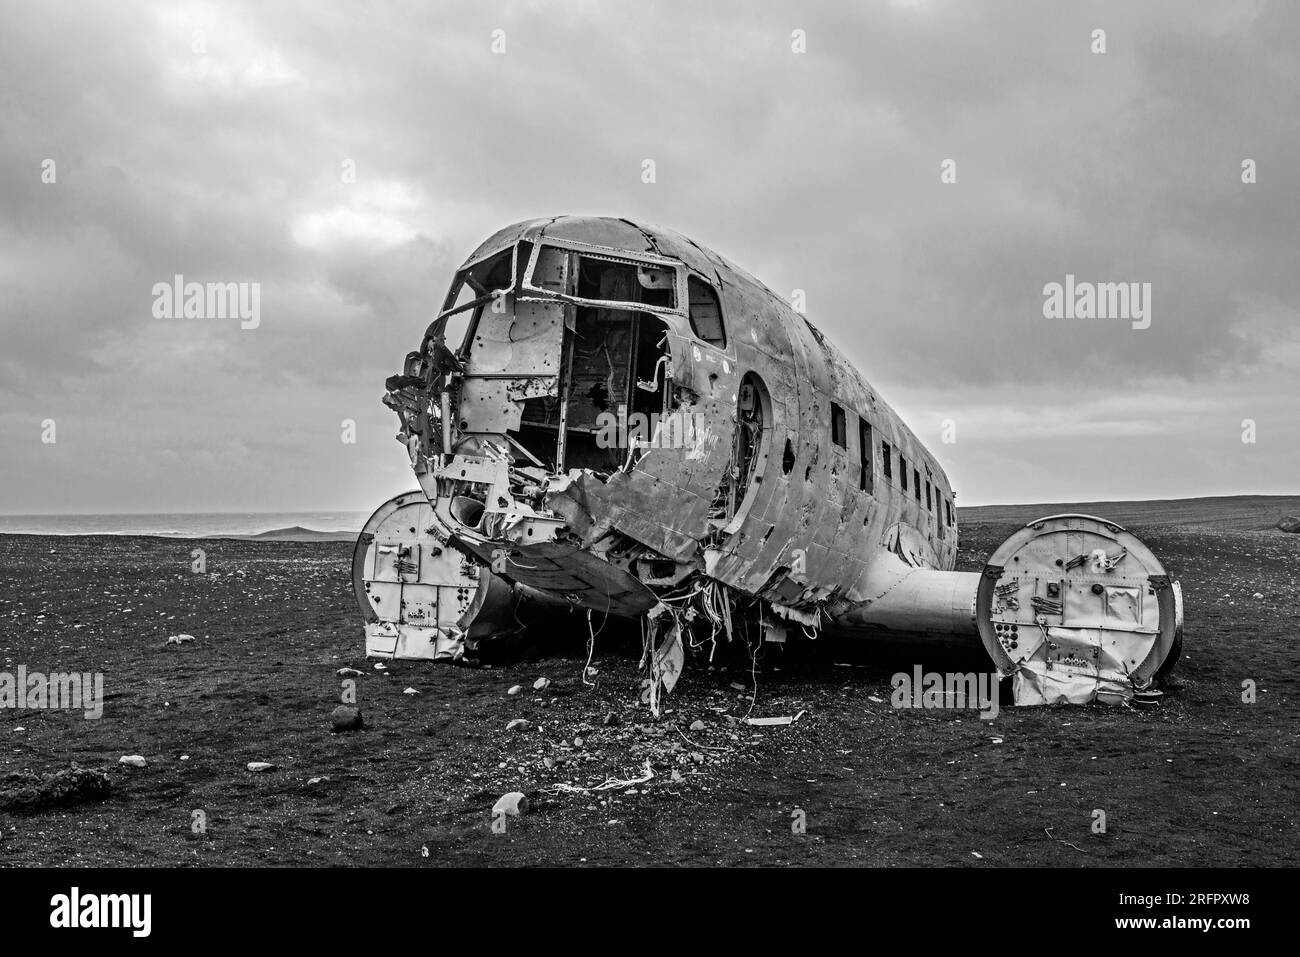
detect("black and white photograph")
[0,0,1293,934]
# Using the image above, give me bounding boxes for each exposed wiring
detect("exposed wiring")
[581,608,596,687]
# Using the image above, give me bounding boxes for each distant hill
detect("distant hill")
[958,494,1300,532]
[228,526,357,542]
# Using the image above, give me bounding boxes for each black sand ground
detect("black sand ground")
[0,509,1295,866]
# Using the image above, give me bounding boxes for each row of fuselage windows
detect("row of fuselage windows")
[830,402,954,529]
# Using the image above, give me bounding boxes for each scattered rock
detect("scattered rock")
[533,677,551,691]
[403,687,421,695]
[603,711,620,727]
[1276,516,1300,533]
[336,667,362,677]
[330,706,364,733]
[689,719,706,732]
[506,718,530,732]
[307,776,330,786]
[507,685,522,696]
[492,791,529,817]
[165,634,196,645]
[246,762,276,773]
[671,769,684,783]
[118,755,147,769]
[573,736,584,747]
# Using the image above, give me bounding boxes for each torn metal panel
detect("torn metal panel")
[456,536,659,618]
[456,297,567,434]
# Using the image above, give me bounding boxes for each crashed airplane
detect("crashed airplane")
[352,216,1184,707]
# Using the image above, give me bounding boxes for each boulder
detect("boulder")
[330,706,364,733]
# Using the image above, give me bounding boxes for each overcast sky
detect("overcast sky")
[1,0,1296,514]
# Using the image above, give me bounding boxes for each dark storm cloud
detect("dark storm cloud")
[0,0,1295,511]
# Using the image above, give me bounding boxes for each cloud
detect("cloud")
[0,0,1295,511]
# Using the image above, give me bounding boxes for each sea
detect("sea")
[0,511,370,538]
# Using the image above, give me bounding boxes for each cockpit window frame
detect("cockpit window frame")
[438,246,518,320]
[517,239,685,318]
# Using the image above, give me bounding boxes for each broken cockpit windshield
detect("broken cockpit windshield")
[437,244,531,356]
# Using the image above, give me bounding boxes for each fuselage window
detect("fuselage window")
[914,468,922,502]
[900,455,908,492]
[925,481,932,511]
[687,275,726,347]
[830,402,847,448]
[882,441,892,480]
[859,418,873,493]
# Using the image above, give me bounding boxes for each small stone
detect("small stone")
[331,706,364,733]
[118,755,147,769]
[603,711,619,726]
[493,792,529,817]
[307,776,330,786]
[691,751,705,764]
[671,769,684,782]
[336,667,362,677]
[246,762,275,773]
[403,687,420,695]
[506,718,530,732]
[533,677,550,691]
[507,685,522,696]
[543,757,555,770]
[689,719,706,732]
